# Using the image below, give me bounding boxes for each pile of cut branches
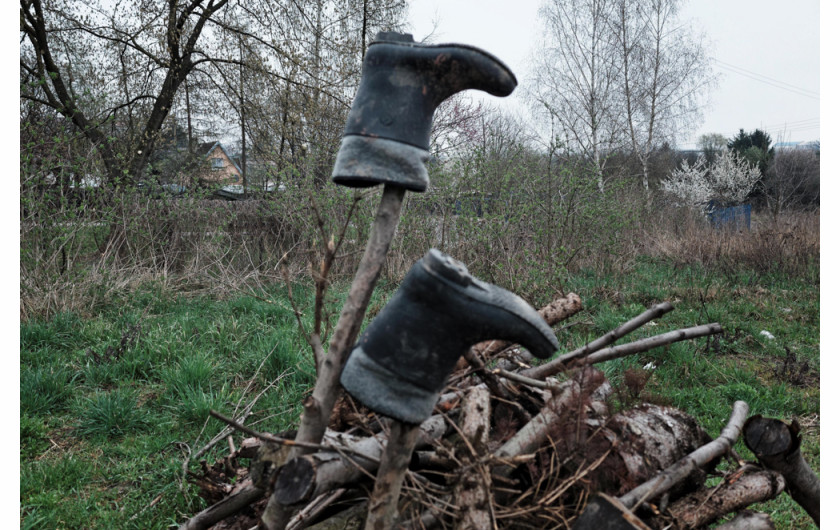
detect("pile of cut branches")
[180,295,818,529]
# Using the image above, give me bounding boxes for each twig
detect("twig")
[493,368,562,390]
[208,410,380,463]
[287,488,348,530]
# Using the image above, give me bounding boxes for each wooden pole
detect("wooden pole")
[261,185,406,529]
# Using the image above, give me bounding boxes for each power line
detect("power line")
[712,58,820,100]
[713,58,819,96]
[765,117,820,127]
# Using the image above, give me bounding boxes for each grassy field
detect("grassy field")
[20,254,819,528]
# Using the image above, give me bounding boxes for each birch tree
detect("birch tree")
[530,0,622,191]
[529,0,714,192]
[613,0,715,193]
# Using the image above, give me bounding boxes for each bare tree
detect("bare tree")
[764,147,820,217]
[528,0,714,192]
[20,0,406,190]
[529,0,623,191]
[613,0,715,193]
[20,0,238,187]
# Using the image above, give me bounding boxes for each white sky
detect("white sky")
[406,0,822,149]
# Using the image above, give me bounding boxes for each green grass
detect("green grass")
[19,257,818,528]
[19,281,327,529]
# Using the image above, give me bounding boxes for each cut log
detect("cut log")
[743,415,819,526]
[657,469,785,529]
[619,400,749,510]
[579,404,713,497]
[574,401,749,530]
[454,386,493,530]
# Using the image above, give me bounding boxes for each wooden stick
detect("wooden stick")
[522,322,722,380]
[271,414,450,506]
[364,421,422,530]
[619,400,749,510]
[262,185,406,529]
[438,322,721,410]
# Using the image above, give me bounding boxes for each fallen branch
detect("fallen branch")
[522,322,722,380]
[659,469,785,529]
[743,415,820,525]
[493,367,605,468]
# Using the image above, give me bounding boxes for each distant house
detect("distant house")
[196,141,243,187]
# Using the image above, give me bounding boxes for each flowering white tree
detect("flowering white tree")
[662,149,761,207]
[661,156,710,206]
[707,149,762,204]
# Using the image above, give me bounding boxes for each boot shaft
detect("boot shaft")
[332,33,517,192]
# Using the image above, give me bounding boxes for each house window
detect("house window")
[211,157,224,169]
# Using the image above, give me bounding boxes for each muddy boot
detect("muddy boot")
[331,32,517,192]
[340,249,557,424]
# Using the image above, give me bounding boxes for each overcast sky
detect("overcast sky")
[406,0,821,149]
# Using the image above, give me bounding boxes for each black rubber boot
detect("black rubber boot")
[331,32,517,192]
[340,249,558,424]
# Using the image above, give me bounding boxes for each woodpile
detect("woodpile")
[180,295,818,529]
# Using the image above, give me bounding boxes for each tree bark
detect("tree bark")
[743,415,820,526]
[659,470,785,529]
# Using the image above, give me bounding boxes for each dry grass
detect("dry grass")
[641,208,819,278]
